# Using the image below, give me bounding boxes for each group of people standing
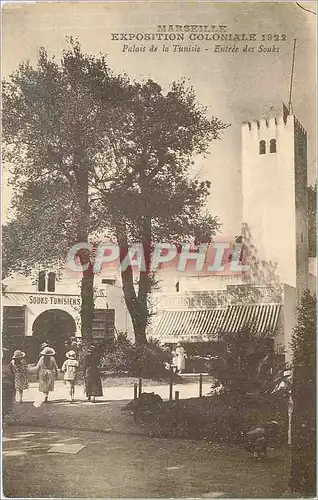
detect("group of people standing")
[2,342,104,416]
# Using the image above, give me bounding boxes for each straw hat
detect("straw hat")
[41,342,49,349]
[66,350,76,359]
[12,350,26,359]
[176,342,182,347]
[40,346,56,356]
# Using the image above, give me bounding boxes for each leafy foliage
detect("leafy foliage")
[2,180,76,276]
[208,326,276,396]
[97,78,225,241]
[291,290,316,375]
[307,184,316,258]
[99,333,172,380]
[289,290,316,496]
[146,393,288,444]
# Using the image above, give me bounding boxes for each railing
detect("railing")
[153,284,283,310]
[133,373,207,402]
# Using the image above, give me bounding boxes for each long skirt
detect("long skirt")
[38,369,56,393]
[84,367,103,397]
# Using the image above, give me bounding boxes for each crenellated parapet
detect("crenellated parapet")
[242,114,294,135]
[242,112,298,156]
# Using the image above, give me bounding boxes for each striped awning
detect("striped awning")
[155,309,227,340]
[154,304,281,342]
[222,304,281,334]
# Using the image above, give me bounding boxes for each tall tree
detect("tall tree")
[96,79,227,344]
[308,184,316,258]
[3,42,227,345]
[2,39,128,341]
[289,290,316,496]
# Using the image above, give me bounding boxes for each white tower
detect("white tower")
[241,110,309,298]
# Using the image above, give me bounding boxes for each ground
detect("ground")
[3,376,293,498]
[3,425,291,498]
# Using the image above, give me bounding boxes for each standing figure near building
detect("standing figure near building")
[61,350,79,403]
[2,348,16,418]
[11,350,29,403]
[35,347,59,403]
[175,343,187,374]
[171,350,178,372]
[83,345,103,403]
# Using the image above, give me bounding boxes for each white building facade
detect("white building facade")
[2,269,133,362]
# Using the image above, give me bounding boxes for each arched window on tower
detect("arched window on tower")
[47,272,56,293]
[259,140,266,155]
[38,271,46,292]
[270,139,277,153]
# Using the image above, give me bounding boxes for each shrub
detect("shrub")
[169,394,288,443]
[289,290,316,496]
[99,333,172,380]
[208,326,277,396]
[98,332,132,374]
[130,340,171,379]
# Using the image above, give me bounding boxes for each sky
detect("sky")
[2,1,316,237]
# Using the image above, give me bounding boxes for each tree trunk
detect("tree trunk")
[76,167,94,343]
[117,225,148,346]
[79,250,94,343]
[136,216,152,345]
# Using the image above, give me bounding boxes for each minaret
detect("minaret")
[241,107,309,299]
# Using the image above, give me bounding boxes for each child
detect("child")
[11,350,29,403]
[61,350,79,403]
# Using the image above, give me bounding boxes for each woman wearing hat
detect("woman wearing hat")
[83,345,103,403]
[61,350,79,403]
[11,350,29,403]
[35,346,58,403]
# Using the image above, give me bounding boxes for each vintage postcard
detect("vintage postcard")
[2,1,316,498]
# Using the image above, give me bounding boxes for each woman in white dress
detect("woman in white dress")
[175,343,187,374]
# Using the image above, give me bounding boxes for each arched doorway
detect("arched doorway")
[32,309,76,365]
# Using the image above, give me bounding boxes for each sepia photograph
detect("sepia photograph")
[1,1,316,498]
